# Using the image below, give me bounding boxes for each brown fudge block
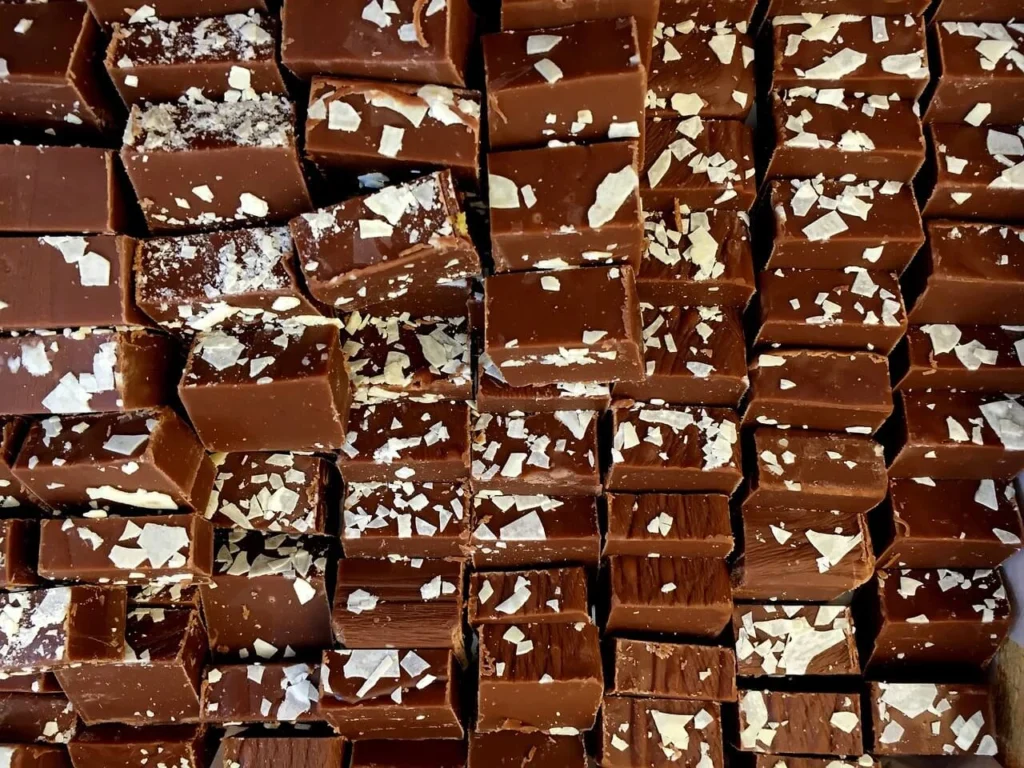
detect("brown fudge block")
[870,682,998,755]
[0,418,35,513]
[477,621,602,733]
[70,724,207,768]
[468,566,589,626]
[734,604,859,677]
[126,581,201,608]
[305,78,481,185]
[934,0,1022,19]
[642,117,756,212]
[470,730,584,768]
[200,530,333,660]
[614,304,748,407]
[765,179,924,272]
[660,0,755,23]
[221,734,346,768]
[0,744,70,768]
[600,695,724,767]
[767,89,925,182]
[281,0,473,86]
[611,638,737,702]
[87,0,265,24]
[636,207,756,309]
[0,674,60,694]
[483,18,645,151]
[179,322,351,452]
[0,694,77,744]
[319,648,463,740]
[769,0,929,11]
[0,519,39,589]
[876,477,1023,568]
[353,739,467,767]
[201,661,320,723]
[476,374,612,414]
[603,493,733,558]
[12,407,214,514]
[605,404,741,494]
[56,606,206,725]
[470,492,600,568]
[738,690,863,755]
[488,142,643,273]
[121,95,310,233]
[896,324,1024,391]
[753,758,877,768]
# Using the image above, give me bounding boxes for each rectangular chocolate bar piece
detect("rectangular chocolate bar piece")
[488,142,643,272]
[483,19,644,151]
[468,566,589,626]
[122,95,311,233]
[0,418,35,513]
[870,682,997,755]
[70,724,207,768]
[896,324,1024,391]
[0,693,77,744]
[0,519,39,589]
[87,0,266,24]
[0,744,70,768]
[734,604,859,677]
[603,493,733,558]
[470,731,584,768]
[738,690,863,755]
[601,695,724,767]
[201,661,320,723]
[611,637,737,702]
[222,733,345,768]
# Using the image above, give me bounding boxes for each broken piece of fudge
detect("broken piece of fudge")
[201,661,320,723]
[870,682,998,756]
[600,695,724,767]
[603,493,734,558]
[738,689,863,754]
[468,566,589,626]
[734,604,859,677]
[611,638,737,702]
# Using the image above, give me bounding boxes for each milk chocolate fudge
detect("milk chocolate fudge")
[606,404,742,494]
[0,673,58,694]
[319,648,463,740]
[734,605,859,677]
[476,372,612,414]
[469,731,585,768]
[201,530,333,660]
[603,493,734,558]
[87,0,266,24]
[767,90,925,183]
[178,322,351,452]
[765,179,924,272]
[755,268,908,354]
[768,0,930,12]
[926,22,1024,127]
[738,690,863,755]
[643,117,756,212]
[0,519,39,589]
[614,304,748,407]
[745,350,893,433]
[56,606,207,725]
[600,695,724,768]
[876,477,1023,568]
[121,94,310,233]
[0,693,77,744]
[896,325,1024,391]
[487,142,643,272]
[870,682,998,755]
[753,758,877,768]
[867,568,1011,672]
[0,145,125,234]
[889,390,1024,479]
[771,15,929,99]
[12,407,214,513]
[0,745,69,768]
[470,492,601,568]
[934,0,1021,20]
[661,0,755,23]
[291,172,479,315]
[483,18,644,151]
[637,207,756,309]
[0,419,35,513]
[306,79,481,184]
[281,0,473,86]
[126,580,201,608]
[477,621,602,733]
[70,724,207,768]
[353,739,467,767]
[201,661,321,723]
[611,638,737,702]
[468,566,589,626]
[221,733,346,768]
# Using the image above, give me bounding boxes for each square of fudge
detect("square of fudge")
[70,726,205,768]
[734,604,859,677]
[611,638,737,702]
[470,730,585,768]
[870,682,997,755]
[895,325,1024,392]
[603,493,734,558]
[201,661,320,723]
[0,693,78,743]
[222,734,345,768]
[601,695,724,767]
[738,690,864,754]
[468,566,590,626]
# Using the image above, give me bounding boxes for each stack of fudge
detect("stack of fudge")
[0,0,1022,765]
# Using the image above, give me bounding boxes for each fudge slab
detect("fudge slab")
[603,493,733,558]
[610,638,737,702]
[870,682,997,755]
[734,604,859,677]
[895,324,1024,392]
[738,690,863,755]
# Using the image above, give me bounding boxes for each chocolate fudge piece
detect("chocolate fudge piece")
[221,733,346,768]
[484,266,643,386]
[201,661,320,723]
[733,507,875,601]
[601,695,724,768]
[106,11,284,105]
[291,172,479,315]
[605,404,741,493]
[870,682,998,755]
[87,0,265,24]
[126,580,201,608]
[468,566,589,626]
[926,22,1024,127]
[470,492,600,568]
[734,604,859,677]
[281,0,473,86]
[319,648,463,739]
[767,90,925,182]
[477,621,602,733]
[339,400,470,482]
[488,142,642,272]
[121,94,310,233]
[643,117,756,212]
[867,568,1010,672]
[0,673,60,694]
[0,418,35,513]
[908,221,1024,325]
[38,513,213,583]
[772,15,928,99]
[70,724,207,768]
[0,519,38,589]
[769,0,929,10]
[353,740,467,767]
[614,304,748,407]
[753,759,877,768]
[201,530,333,660]
[476,373,612,414]
[603,493,733,558]
[469,731,584,768]
[611,638,737,702]
[178,322,351,452]
[135,227,323,333]
[661,0,755,23]
[306,78,481,184]
[0,745,69,768]
[934,0,1021,20]
[0,586,125,674]
[0,145,124,234]
[647,20,754,120]
[896,324,1024,391]
[755,267,907,353]
[13,407,214,513]
[333,558,464,652]
[0,694,77,744]
[738,690,863,755]
[745,350,893,433]
[56,606,206,725]
[765,179,924,272]
[637,207,756,309]
[483,19,644,151]
[876,477,1023,568]
[889,390,1024,479]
